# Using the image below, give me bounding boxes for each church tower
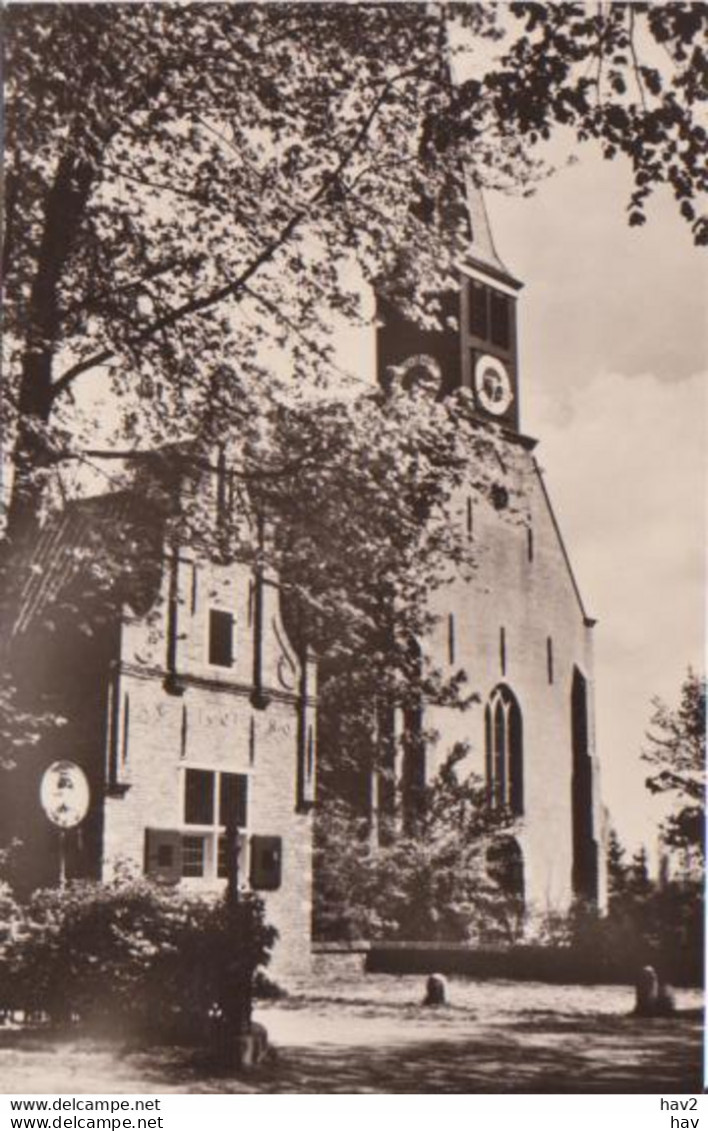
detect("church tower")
[459,187,522,431]
[376,184,607,917]
[377,183,522,429]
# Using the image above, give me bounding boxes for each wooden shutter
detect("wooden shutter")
[145,828,182,883]
[249,835,282,891]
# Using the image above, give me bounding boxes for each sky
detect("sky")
[485,153,706,855]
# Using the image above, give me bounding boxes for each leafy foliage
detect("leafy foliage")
[546,675,707,988]
[314,749,522,943]
[264,385,522,735]
[0,876,276,1037]
[531,826,702,987]
[642,669,706,864]
[605,826,629,902]
[586,827,702,986]
[3,3,705,544]
[486,3,708,241]
[562,890,703,987]
[2,2,495,537]
[0,673,66,767]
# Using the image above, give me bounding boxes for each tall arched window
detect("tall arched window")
[485,684,523,816]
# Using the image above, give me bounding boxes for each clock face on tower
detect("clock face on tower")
[474,354,514,417]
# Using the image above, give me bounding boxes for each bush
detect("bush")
[0,876,277,1038]
[529,882,704,987]
[314,754,522,944]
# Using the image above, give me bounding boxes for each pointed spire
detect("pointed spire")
[462,172,522,291]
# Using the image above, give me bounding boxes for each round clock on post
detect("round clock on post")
[40,760,90,887]
[474,354,514,418]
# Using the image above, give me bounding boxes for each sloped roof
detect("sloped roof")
[463,173,522,290]
[531,456,595,627]
[10,491,154,638]
[8,444,250,639]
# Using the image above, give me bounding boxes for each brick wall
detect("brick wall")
[102,549,314,978]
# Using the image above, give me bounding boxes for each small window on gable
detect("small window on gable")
[209,609,234,667]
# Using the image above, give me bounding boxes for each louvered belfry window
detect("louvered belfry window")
[469,280,489,339]
[468,279,511,352]
[490,291,510,349]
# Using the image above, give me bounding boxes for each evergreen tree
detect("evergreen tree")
[627,846,653,899]
[643,670,706,868]
[605,826,629,906]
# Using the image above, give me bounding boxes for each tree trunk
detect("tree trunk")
[4,153,93,548]
[2,154,93,653]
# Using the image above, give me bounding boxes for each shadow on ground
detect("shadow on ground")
[0,1009,702,1094]
[182,1011,705,1094]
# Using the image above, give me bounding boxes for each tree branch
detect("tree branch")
[241,284,369,390]
[50,67,421,401]
[50,347,115,395]
[62,445,327,484]
[103,162,212,206]
[65,254,206,316]
[627,7,648,113]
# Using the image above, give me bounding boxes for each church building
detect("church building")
[373,188,607,914]
[1,188,606,973]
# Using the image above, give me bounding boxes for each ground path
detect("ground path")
[0,978,703,1094]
